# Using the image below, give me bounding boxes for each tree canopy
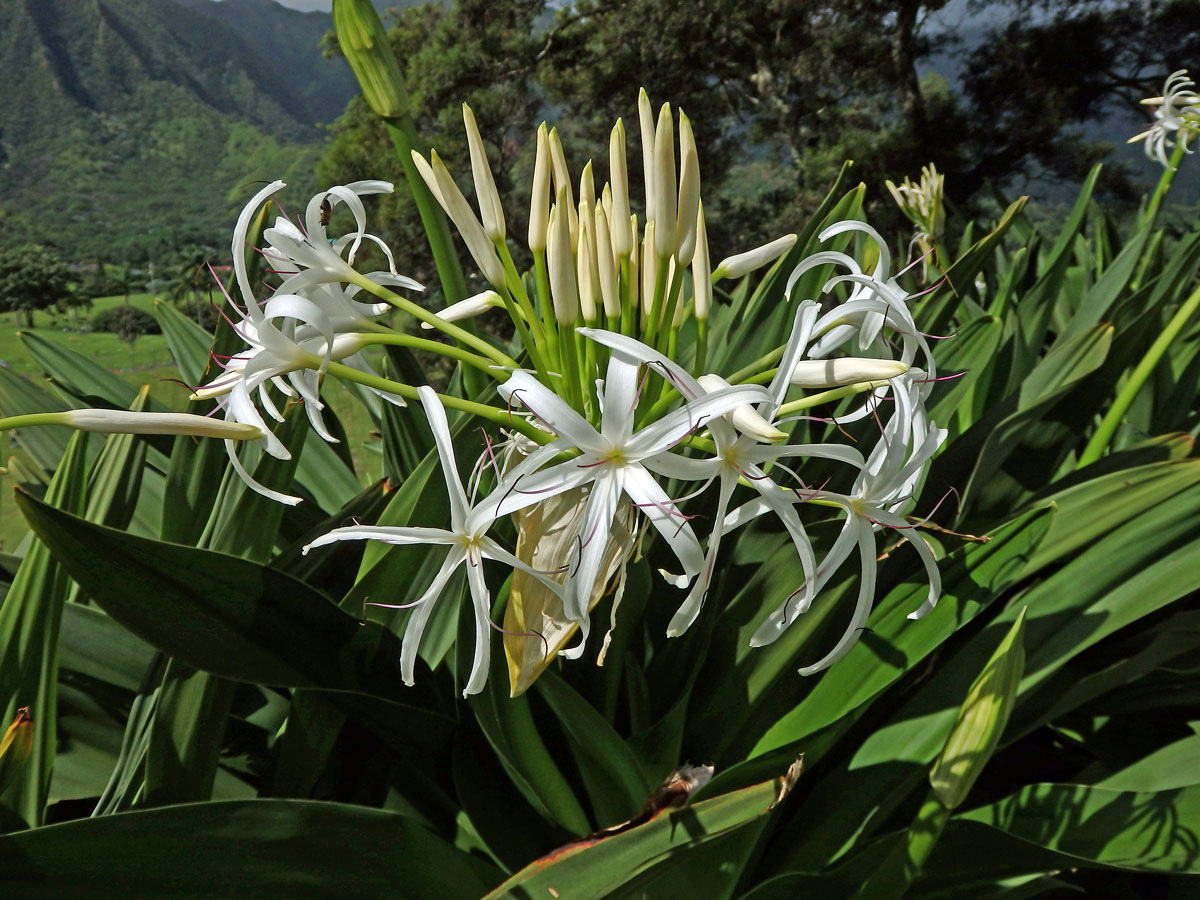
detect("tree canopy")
[0,244,75,328]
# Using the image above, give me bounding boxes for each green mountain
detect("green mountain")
[0,0,357,262]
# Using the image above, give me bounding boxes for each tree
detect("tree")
[320,0,546,295]
[0,244,75,328]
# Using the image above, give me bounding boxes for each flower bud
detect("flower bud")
[653,103,676,257]
[790,358,910,388]
[609,119,633,256]
[713,234,798,281]
[331,0,409,119]
[409,150,446,206]
[548,128,578,247]
[548,194,579,324]
[639,89,657,227]
[419,290,502,329]
[63,409,267,441]
[692,200,712,321]
[428,150,507,288]
[641,219,657,315]
[595,205,620,318]
[697,374,786,443]
[462,103,505,242]
[577,201,599,323]
[929,610,1026,810]
[529,123,551,252]
[674,112,701,265]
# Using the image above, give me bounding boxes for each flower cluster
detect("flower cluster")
[120,95,948,697]
[1130,69,1200,169]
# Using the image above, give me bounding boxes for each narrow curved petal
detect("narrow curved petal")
[797,519,879,675]
[400,550,466,686]
[624,466,704,586]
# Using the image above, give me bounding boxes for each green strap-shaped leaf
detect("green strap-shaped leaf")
[484,768,797,899]
[152,297,213,388]
[18,330,166,412]
[0,364,77,477]
[0,798,502,899]
[0,432,90,826]
[959,782,1200,872]
[13,490,452,739]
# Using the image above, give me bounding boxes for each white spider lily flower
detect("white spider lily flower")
[1130,69,1200,169]
[258,181,420,299]
[696,374,784,443]
[304,387,562,697]
[579,321,865,637]
[462,103,506,241]
[790,358,911,388]
[419,291,503,329]
[789,221,934,377]
[713,234,797,281]
[59,410,265,441]
[495,348,771,654]
[742,375,947,673]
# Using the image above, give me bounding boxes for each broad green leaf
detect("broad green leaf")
[0,432,90,825]
[1098,732,1200,792]
[483,765,800,900]
[0,364,76,476]
[58,600,155,693]
[0,799,502,899]
[960,782,1200,872]
[13,491,453,740]
[18,330,166,413]
[535,670,653,828]
[153,297,214,388]
[749,509,1051,758]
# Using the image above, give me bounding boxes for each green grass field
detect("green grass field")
[0,293,381,551]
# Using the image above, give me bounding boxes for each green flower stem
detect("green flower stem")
[850,791,950,900]
[532,250,560,369]
[354,333,498,375]
[0,413,73,430]
[726,345,786,385]
[1141,140,1188,228]
[695,318,709,375]
[496,280,553,384]
[642,257,671,347]
[654,265,687,354]
[496,242,547,348]
[1079,277,1200,467]
[776,379,892,418]
[558,323,586,412]
[351,273,517,370]
[322,360,552,445]
[619,258,634,336]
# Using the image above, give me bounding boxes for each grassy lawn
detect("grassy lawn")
[0,293,382,551]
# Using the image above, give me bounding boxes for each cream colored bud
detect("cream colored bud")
[639,89,657,228]
[419,290,501,329]
[628,213,640,313]
[595,205,620,318]
[409,151,446,206]
[692,200,712,321]
[529,123,551,252]
[790,358,910,388]
[641,219,657,315]
[63,409,266,441]
[547,195,579,324]
[674,112,701,265]
[653,103,676,257]
[548,128,578,247]
[429,151,506,288]
[462,103,505,242]
[579,160,596,218]
[577,201,599,322]
[697,374,786,443]
[609,119,633,256]
[713,234,798,281]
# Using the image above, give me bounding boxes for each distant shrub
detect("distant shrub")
[91,306,161,338]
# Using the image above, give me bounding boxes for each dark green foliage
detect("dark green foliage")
[0,244,75,328]
[90,306,161,343]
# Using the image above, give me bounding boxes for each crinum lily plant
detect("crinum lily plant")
[16,94,949,698]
